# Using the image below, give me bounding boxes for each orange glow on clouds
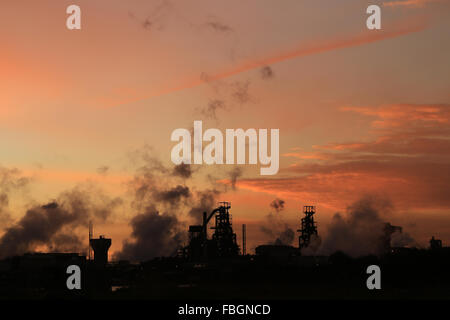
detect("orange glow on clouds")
[94,15,430,109]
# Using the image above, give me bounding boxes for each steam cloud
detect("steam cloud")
[260,198,295,246]
[319,195,416,257]
[205,20,233,33]
[196,77,253,121]
[260,66,274,79]
[270,198,285,212]
[117,208,184,262]
[129,0,173,31]
[200,99,227,120]
[273,228,295,246]
[228,167,243,191]
[0,167,31,228]
[188,189,220,223]
[172,163,192,179]
[153,185,191,206]
[115,148,222,261]
[0,185,122,259]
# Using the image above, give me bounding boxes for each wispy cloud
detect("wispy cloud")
[234,104,450,211]
[383,0,445,8]
[94,16,430,109]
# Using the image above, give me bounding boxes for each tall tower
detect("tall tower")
[242,224,246,255]
[298,206,318,249]
[90,235,111,267]
[211,202,239,257]
[88,221,93,260]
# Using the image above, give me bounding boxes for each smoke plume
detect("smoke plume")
[0,185,122,259]
[260,198,294,246]
[172,163,192,179]
[0,167,31,228]
[153,185,191,207]
[196,77,253,121]
[273,228,295,246]
[260,66,274,79]
[319,195,416,257]
[129,0,173,32]
[188,189,221,223]
[228,167,243,191]
[116,149,223,261]
[200,99,227,120]
[270,198,285,212]
[116,208,184,262]
[205,20,233,33]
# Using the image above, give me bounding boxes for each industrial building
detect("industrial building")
[0,202,449,300]
[185,202,239,260]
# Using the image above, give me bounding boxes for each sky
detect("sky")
[0,0,449,259]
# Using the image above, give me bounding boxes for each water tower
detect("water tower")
[90,235,111,266]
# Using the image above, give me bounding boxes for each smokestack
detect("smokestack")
[203,211,208,259]
[88,221,93,261]
[242,224,246,255]
[203,211,207,241]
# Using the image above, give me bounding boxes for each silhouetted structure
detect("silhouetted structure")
[254,206,319,259]
[298,206,318,250]
[430,236,442,250]
[382,223,402,253]
[88,221,93,261]
[211,202,239,257]
[242,224,246,255]
[2,202,450,300]
[186,202,239,260]
[90,235,111,267]
[187,225,204,259]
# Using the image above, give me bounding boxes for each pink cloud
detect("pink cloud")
[383,0,445,8]
[237,103,450,211]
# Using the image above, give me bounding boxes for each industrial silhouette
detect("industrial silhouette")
[298,205,318,249]
[0,203,449,299]
[90,235,111,267]
[185,202,239,260]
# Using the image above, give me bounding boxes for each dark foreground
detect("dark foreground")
[0,248,449,300]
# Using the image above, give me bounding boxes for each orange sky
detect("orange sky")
[0,0,449,257]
